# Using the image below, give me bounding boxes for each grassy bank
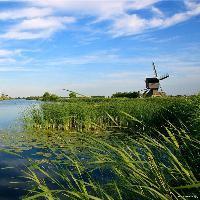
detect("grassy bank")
[24,96,200,137]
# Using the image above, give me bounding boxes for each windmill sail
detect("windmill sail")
[152,62,158,78]
[159,74,169,80]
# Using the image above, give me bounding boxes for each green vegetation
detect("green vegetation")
[69,91,77,98]
[111,91,139,98]
[25,96,41,100]
[2,95,199,199]
[22,120,199,199]
[0,93,11,100]
[42,92,60,102]
[24,96,200,137]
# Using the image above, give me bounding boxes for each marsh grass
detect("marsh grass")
[22,124,199,200]
[23,96,200,137]
[16,95,200,199]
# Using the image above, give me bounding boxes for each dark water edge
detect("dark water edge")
[0,152,27,200]
[0,99,41,199]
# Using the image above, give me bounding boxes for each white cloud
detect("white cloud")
[0,7,52,20]
[0,49,32,68]
[109,14,147,37]
[15,17,75,31]
[0,0,199,39]
[0,66,36,72]
[184,0,199,9]
[151,6,164,17]
[0,58,16,63]
[31,0,200,37]
[0,2,76,40]
[0,49,21,63]
[0,49,14,57]
[162,6,200,27]
[110,0,200,37]
[1,30,53,40]
[0,49,21,57]
[32,0,160,12]
[0,16,76,40]
[31,0,160,21]
[128,0,161,10]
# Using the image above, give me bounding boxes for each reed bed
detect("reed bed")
[23,126,200,200]
[24,96,200,137]
[20,95,200,199]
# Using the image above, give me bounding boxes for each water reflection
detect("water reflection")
[0,99,40,199]
[0,99,39,130]
[0,151,27,200]
[0,131,85,199]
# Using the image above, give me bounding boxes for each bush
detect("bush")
[42,92,59,102]
[111,91,139,98]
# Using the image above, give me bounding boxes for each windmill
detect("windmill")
[143,62,169,97]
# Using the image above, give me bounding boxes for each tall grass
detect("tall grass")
[23,125,199,200]
[20,95,200,199]
[24,96,200,137]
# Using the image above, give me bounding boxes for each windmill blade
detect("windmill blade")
[152,62,158,78]
[159,73,169,80]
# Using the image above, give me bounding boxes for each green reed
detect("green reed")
[23,125,199,200]
[23,96,200,137]
[18,95,200,199]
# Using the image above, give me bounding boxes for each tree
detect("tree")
[42,92,59,101]
[49,94,59,101]
[69,92,77,98]
[42,92,51,101]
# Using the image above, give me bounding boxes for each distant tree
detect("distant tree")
[42,92,51,101]
[0,93,10,100]
[69,92,77,98]
[111,91,139,98]
[42,92,59,101]
[50,94,59,101]
[26,96,40,100]
[91,96,105,98]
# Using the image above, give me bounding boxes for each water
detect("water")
[0,100,114,199]
[0,99,40,199]
[0,99,39,130]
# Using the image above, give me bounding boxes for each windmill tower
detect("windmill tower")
[143,62,169,97]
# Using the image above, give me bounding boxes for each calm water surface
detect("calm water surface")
[0,99,40,199]
[0,99,39,130]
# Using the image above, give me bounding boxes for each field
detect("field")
[16,96,200,199]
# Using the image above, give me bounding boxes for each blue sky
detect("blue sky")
[0,0,200,97]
